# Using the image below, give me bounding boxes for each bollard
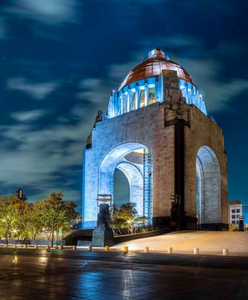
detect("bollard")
[193,248,199,255]
[223,249,229,256]
[4,244,8,248]
[88,245,92,252]
[123,246,128,253]
[167,247,173,254]
[144,247,149,253]
[58,245,63,250]
[34,244,38,249]
[24,244,27,249]
[105,246,109,252]
[14,244,17,249]
[45,245,50,250]
[72,245,77,251]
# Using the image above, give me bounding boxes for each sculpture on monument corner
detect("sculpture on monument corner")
[86,110,103,148]
[92,195,114,247]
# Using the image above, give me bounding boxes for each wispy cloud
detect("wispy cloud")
[175,57,248,112]
[7,77,59,99]
[28,188,81,207]
[140,35,248,113]
[5,0,81,25]
[0,121,85,194]
[10,109,48,122]
[0,89,96,190]
[77,51,144,110]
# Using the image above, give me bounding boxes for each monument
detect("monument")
[82,48,228,231]
[92,195,114,247]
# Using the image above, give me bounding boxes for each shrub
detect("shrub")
[229,223,238,231]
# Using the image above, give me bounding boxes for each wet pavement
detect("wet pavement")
[0,248,248,300]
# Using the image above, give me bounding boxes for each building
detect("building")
[82,48,228,230]
[228,200,242,225]
[229,201,248,227]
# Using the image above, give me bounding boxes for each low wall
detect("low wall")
[77,241,92,246]
[64,229,93,245]
[0,240,64,246]
[114,228,170,244]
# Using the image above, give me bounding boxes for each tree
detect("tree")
[134,216,150,227]
[37,191,78,247]
[13,200,38,246]
[0,196,19,244]
[110,203,136,235]
[110,203,151,235]
[29,202,43,240]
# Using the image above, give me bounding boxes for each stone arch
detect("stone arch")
[98,142,152,218]
[196,146,221,226]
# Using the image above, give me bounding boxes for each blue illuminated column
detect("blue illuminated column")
[127,89,130,113]
[135,85,139,109]
[145,83,148,106]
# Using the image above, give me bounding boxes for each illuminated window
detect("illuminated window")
[130,92,136,111]
[148,87,155,104]
[140,89,145,108]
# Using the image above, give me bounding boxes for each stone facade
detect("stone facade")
[82,50,228,230]
[83,99,228,229]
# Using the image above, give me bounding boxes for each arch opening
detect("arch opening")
[99,142,153,220]
[114,168,130,208]
[196,146,221,227]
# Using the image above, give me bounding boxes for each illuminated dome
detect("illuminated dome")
[119,48,195,91]
[107,49,207,118]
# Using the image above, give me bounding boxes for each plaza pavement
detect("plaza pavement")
[112,231,248,255]
[0,248,248,300]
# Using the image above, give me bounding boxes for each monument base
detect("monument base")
[92,225,114,247]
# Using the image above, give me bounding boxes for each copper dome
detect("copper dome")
[118,48,195,91]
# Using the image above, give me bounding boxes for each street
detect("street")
[0,248,247,300]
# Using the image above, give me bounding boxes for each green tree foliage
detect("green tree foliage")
[37,192,78,247]
[13,199,38,245]
[110,203,149,235]
[229,223,238,231]
[0,191,78,246]
[0,195,22,244]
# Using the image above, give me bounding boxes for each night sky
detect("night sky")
[0,0,248,210]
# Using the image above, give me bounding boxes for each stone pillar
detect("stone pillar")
[145,83,148,106]
[135,85,139,109]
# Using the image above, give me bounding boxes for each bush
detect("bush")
[229,223,238,231]
[134,225,158,234]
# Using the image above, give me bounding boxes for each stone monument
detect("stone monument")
[92,203,114,247]
[82,48,228,231]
